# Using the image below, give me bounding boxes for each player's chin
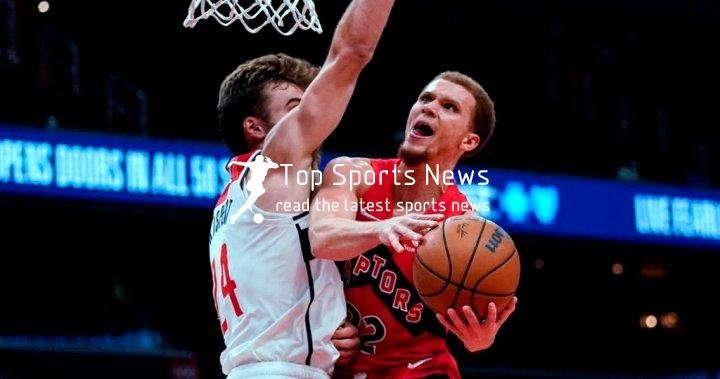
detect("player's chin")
[399,142,428,157]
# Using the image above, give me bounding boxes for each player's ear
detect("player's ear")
[460,132,480,154]
[243,116,268,140]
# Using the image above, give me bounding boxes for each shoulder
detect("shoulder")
[324,156,373,173]
[321,156,374,196]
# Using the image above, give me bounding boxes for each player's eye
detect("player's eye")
[443,103,457,112]
[419,94,432,103]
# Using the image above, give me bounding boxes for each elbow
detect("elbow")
[329,42,375,69]
[309,222,333,260]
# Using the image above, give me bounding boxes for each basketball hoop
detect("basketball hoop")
[183,0,322,36]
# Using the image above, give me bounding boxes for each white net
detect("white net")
[183,0,322,36]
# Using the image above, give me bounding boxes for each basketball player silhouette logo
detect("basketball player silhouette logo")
[229,155,279,224]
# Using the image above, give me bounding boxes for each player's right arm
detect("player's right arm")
[309,157,444,260]
[262,0,395,164]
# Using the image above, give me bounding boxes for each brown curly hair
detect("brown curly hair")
[217,53,319,155]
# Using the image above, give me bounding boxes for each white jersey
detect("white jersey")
[209,151,346,378]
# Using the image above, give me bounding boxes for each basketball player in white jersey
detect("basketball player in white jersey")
[208,0,396,378]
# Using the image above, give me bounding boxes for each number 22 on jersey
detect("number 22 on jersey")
[211,243,243,334]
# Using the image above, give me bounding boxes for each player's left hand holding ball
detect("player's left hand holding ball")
[436,296,518,352]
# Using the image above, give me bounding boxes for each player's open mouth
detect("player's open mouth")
[411,121,435,138]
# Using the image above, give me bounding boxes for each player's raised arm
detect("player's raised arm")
[310,157,444,260]
[262,0,395,162]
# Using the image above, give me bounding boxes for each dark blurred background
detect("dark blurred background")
[1,0,719,378]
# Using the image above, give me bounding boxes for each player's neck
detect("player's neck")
[396,159,456,203]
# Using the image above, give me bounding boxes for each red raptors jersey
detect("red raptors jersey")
[338,159,470,379]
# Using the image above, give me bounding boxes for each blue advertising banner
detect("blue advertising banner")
[0,125,229,207]
[459,173,720,248]
[2,125,720,248]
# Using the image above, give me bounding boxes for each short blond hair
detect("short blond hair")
[433,71,496,155]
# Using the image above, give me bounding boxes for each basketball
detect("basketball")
[412,215,520,317]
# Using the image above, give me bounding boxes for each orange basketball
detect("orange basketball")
[412,215,520,317]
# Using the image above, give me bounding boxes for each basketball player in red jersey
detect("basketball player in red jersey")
[208,0,398,377]
[309,72,517,378]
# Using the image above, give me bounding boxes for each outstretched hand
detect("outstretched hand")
[378,213,444,252]
[436,297,517,352]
